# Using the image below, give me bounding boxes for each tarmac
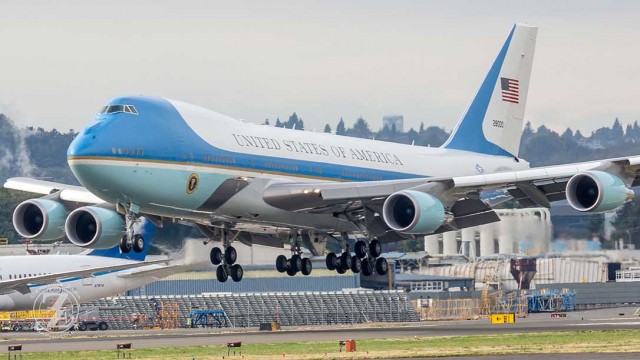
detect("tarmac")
[0,306,638,358]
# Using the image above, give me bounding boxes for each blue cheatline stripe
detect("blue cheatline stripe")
[443,25,515,157]
[28,267,131,289]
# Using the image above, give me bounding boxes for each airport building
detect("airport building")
[423,208,552,257]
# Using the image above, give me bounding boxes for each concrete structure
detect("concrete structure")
[382,114,404,133]
[424,208,552,257]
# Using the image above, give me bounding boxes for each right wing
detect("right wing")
[263,156,640,240]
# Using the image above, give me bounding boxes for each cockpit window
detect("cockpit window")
[98,104,138,115]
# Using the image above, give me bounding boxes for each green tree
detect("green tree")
[323,124,332,133]
[336,118,346,135]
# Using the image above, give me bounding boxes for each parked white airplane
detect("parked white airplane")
[5,24,638,284]
[0,221,205,311]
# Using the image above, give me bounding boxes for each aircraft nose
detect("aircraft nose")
[67,121,104,158]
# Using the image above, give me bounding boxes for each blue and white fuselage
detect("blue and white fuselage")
[67,96,529,232]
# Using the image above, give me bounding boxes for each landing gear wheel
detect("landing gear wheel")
[216,265,228,282]
[336,266,347,274]
[301,258,313,276]
[325,252,338,270]
[276,255,287,273]
[375,257,388,275]
[230,264,244,282]
[290,254,302,273]
[361,258,373,276]
[119,235,131,253]
[339,252,352,269]
[210,248,223,265]
[351,256,361,273]
[224,246,237,265]
[355,240,368,258]
[286,267,297,276]
[132,234,144,253]
[369,239,382,258]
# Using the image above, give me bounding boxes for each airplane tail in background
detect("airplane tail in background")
[85,218,156,261]
[442,23,537,158]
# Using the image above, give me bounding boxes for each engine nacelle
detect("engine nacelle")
[12,199,67,240]
[566,171,634,212]
[382,190,447,234]
[65,206,125,249]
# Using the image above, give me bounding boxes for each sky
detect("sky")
[0,0,638,135]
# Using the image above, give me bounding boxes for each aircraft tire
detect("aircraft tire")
[216,265,228,282]
[351,256,361,273]
[133,234,144,253]
[325,252,337,270]
[336,266,347,274]
[369,239,382,258]
[275,255,287,273]
[375,257,388,275]
[355,240,367,258]
[291,254,302,272]
[361,258,373,276]
[339,252,352,269]
[230,264,243,282]
[210,248,223,265]
[119,235,131,253]
[225,246,237,265]
[286,267,297,276]
[301,258,312,276]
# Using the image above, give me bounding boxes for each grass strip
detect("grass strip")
[8,329,640,359]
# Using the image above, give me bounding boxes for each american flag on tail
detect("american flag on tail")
[500,77,519,104]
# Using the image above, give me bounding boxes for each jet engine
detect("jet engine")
[566,170,634,212]
[12,199,67,240]
[65,206,125,249]
[382,190,448,234]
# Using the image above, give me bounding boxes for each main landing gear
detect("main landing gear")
[209,230,243,283]
[325,239,388,276]
[119,204,144,254]
[275,234,313,277]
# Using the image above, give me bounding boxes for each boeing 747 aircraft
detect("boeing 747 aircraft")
[5,24,639,283]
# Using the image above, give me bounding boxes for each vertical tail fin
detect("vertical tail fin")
[442,24,537,158]
[85,217,156,261]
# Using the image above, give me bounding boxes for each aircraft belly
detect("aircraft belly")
[70,162,231,215]
[215,179,356,232]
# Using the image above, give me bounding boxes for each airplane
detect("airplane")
[0,220,207,311]
[5,23,639,284]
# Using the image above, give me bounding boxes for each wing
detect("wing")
[263,156,640,240]
[3,177,102,204]
[0,259,169,295]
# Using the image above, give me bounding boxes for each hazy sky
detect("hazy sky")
[0,0,638,134]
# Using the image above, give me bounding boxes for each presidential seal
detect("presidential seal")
[186,173,199,194]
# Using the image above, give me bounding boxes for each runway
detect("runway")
[0,307,638,356]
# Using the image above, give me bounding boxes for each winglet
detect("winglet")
[442,24,538,158]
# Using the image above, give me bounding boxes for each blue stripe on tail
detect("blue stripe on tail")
[443,25,515,157]
[86,217,155,261]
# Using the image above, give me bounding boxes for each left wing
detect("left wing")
[0,259,169,295]
[3,177,102,204]
[264,156,640,240]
